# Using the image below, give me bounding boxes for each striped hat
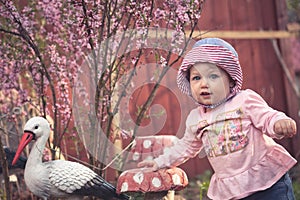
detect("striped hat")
[177,38,243,98]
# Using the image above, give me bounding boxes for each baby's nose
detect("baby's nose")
[200,78,209,87]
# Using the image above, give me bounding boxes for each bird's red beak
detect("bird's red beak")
[12,131,34,165]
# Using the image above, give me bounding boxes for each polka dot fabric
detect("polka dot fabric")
[121,136,180,170]
[117,167,188,193]
[116,136,188,193]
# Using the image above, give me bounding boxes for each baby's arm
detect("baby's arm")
[244,89,297,139]
[137,133,201,172]
[274,119,297,138]
[138,110,203,171]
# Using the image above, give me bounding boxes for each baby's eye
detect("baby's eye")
[191,76,201,81]
[209,74,219,79]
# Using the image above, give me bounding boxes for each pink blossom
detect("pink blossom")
[0,0,204,163]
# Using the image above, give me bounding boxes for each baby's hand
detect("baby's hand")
[137,160,159,172]
[274,119,297,138]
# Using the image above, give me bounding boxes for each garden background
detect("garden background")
[1,0,300,199]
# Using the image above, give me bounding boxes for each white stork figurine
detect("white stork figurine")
[12,116,130,200]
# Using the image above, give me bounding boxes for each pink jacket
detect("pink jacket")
[154,89,297,200]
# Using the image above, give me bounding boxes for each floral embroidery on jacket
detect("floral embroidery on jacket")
[199,108,249,157]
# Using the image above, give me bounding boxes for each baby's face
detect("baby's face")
[189,62,232,107]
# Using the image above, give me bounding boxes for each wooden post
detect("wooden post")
[0,133,11,200]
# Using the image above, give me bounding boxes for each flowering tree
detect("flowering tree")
[0,0,204,198]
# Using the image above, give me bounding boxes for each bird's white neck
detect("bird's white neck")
[27,135,48,165]
[23,134,51,199]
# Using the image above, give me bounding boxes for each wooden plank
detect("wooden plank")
[147,30,299,40]
[246,1,262,91]
[229,0,250,31]
[260,0,278,29]
[228,0,258,90]
[200,0,231,30]
[190,30,299,39]
[275,0,300,156]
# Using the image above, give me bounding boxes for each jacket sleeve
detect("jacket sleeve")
[244,89,291,139]
[154,111,203,168]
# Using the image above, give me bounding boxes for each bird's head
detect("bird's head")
[23,117,51,139]
[12,117,50,165]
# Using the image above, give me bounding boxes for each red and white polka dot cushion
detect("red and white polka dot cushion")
[117,135,189,193]
[117,167,188,193]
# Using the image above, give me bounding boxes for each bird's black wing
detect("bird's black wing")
[4,147,27,170]
[72,174,130,200]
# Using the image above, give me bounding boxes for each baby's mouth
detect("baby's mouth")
[200,91,213,100]
[200,91,211,96]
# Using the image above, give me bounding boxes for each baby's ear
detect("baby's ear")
[230,80,236,88]
[186,70,190,82]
